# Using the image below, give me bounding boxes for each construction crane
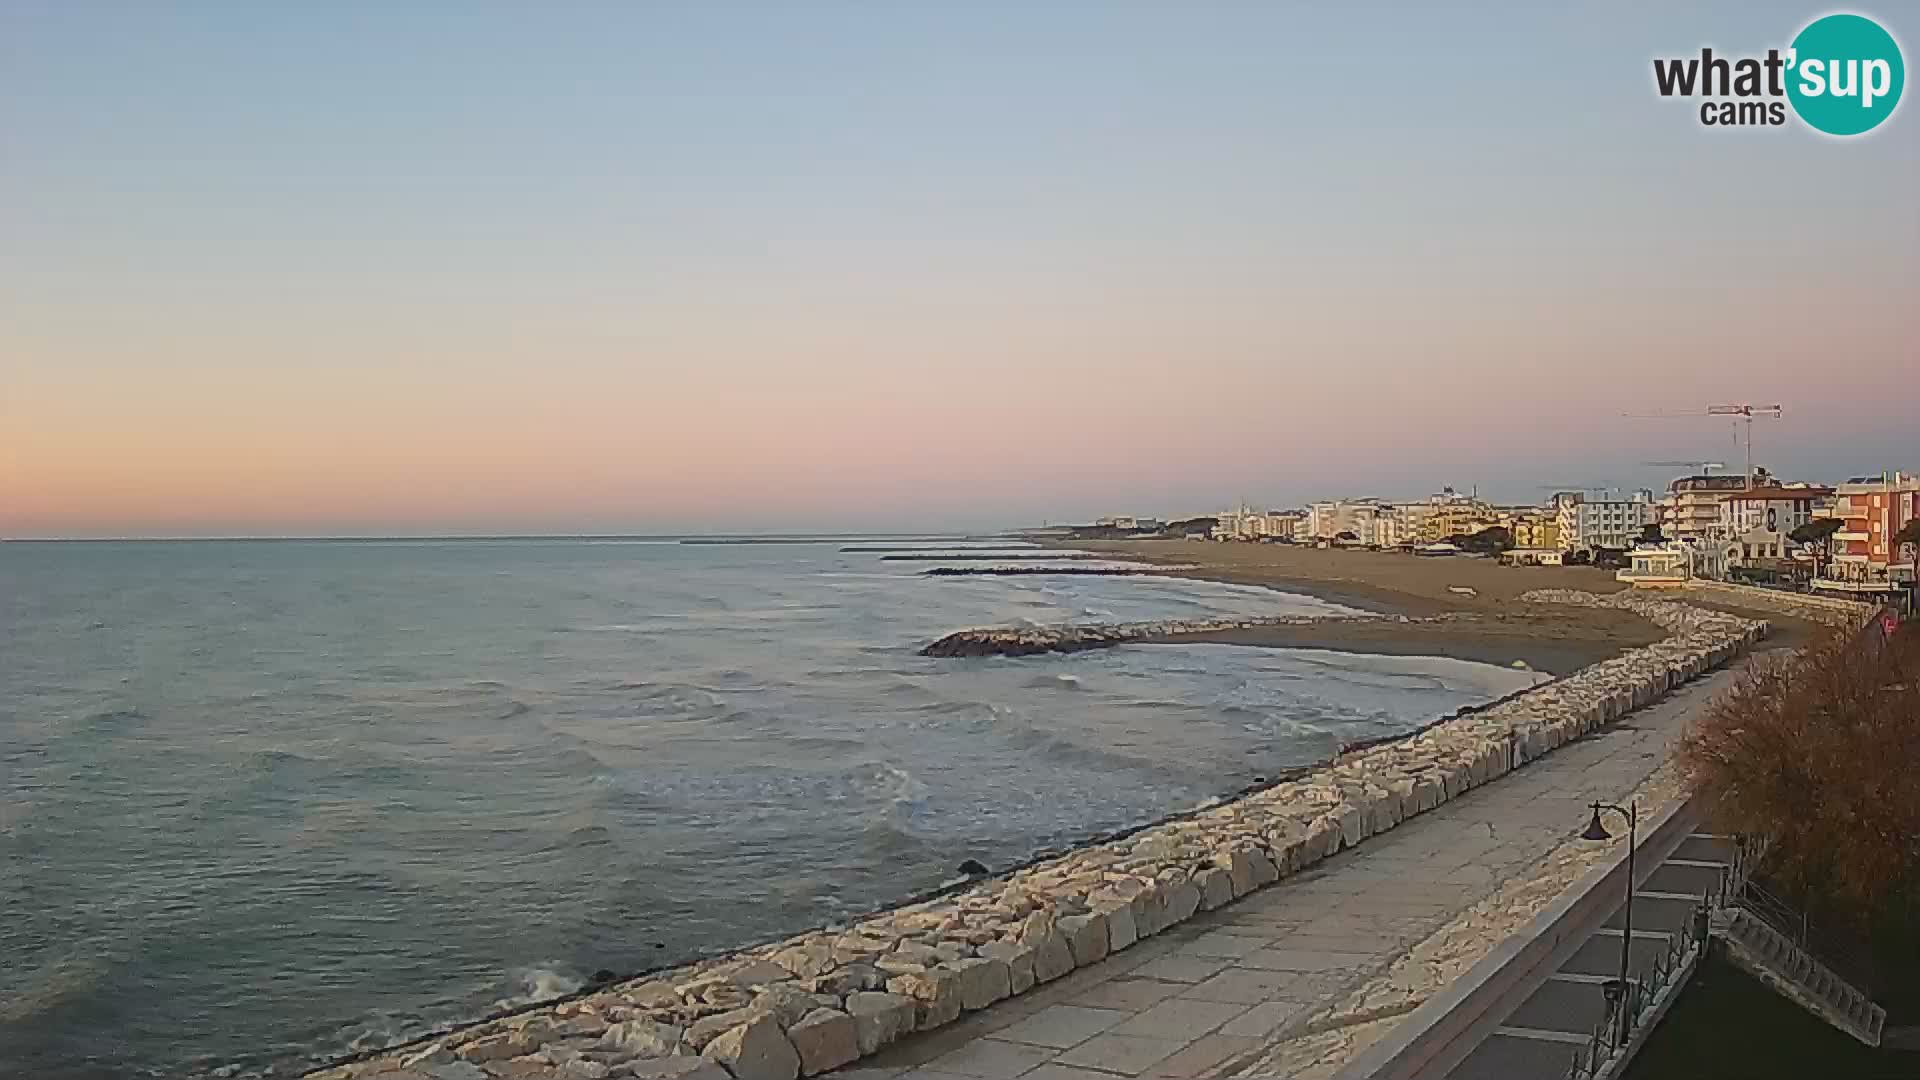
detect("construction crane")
[1622,405,1782,490]
[1643,461,1727,474]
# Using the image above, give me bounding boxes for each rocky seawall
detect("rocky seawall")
[1678,580,1882,628]
[314,594,1771,1080]
[921,614,1404,657]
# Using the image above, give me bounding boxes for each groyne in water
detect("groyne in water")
[879,553,1100,562]
[841,544,1029,553]
[921,564,1197,577]
[316,592,1776,1080]
[920,613,1404,657]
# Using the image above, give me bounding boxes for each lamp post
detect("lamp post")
[1582,801,1638,1048]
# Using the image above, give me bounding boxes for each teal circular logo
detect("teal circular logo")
[1786,14,1905,135]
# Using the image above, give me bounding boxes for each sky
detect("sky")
[3,2,1915,537]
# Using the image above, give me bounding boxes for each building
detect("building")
[1212,504,1255,541]
[1407,488,1498,542]
[1716,484,1833,570]
[1553,490,1658,553]
[1308,500,1394,544]
[1373,511,1408,549]
[1510,511,1561,551]
[1617,541,1728,588]
[1816,471,1920,596]
[1618,544,1691,588]
[1718,484,1827,536]
[1212,504,1302,542]
[1662,469,1774,542]
[1499,548,1564,566]
[1261,511,1300,540]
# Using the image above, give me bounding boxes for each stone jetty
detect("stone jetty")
[312,592,1768,1080]
[879,553,1100,562]
[920,565,1198,577]
[921,613,1400,657]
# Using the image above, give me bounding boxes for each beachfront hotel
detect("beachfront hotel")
[1816,472,1920,596]
[1553,490,1659,553]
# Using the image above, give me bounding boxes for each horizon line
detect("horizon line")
[0,530,1031,544]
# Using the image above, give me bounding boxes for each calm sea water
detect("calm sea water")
[0,539,1543,1077]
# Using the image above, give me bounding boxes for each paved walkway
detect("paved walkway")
[827,664,1746,1080]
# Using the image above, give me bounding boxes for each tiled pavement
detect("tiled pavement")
[826,663,1746,1080]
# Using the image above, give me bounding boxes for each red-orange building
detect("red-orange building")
[1818,471,1920,596]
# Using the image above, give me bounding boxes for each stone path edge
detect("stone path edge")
[1318,797,1704,1080]
[312,593,1770,1080]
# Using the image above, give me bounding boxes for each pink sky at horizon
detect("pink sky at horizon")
[4,4,1916,537]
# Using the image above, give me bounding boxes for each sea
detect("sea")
[0,537,1546,1077]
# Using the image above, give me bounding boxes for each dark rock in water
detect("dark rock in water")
[957,859,989,876]
[924,566,1168,577]
[589,968,618,986]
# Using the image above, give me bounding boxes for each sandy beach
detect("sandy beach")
[1061,539,1669,674]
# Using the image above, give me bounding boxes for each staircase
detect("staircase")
[1713,905,1886,1046]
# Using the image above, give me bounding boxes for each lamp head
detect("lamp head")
[1581,806,1613,842]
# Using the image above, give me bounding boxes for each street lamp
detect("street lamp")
[1582,801,1639,1047]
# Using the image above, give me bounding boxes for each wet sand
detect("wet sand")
[1065,539,1668,674]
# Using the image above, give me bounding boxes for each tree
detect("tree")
[1638,523,1666,545]
[1591,546,1628,570]
[1334,530,1359,542]
[1461,525,1513,555]
[1790,517,1845,580]
[1565,548,1592,566]
[1681,624,1920,929]
[1894,518,1920,602]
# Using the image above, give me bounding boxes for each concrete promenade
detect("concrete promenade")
[829,664,1743,1080]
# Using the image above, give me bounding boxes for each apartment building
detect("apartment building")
[1716,484,1833,565]
[1309,500,1394,543]
[1398,488,1497,543]
[1212,504,1302,541]
[1511,511,1561,551]
[1662,469,1775,541]
[1553,490,1658,553]
[1818,471,1920,593]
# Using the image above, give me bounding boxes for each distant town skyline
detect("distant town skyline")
[4,3,1915,538]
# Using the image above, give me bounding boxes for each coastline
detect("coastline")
[1045,539,1667,674]
[314,590,1775,1080]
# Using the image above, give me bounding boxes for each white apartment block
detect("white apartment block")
[1662,471,1765,542]
[1553,490,1658,553]
[1308,500,1395,544]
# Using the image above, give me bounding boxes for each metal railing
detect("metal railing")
[1559,833,1767,1080]
[1734,880,1878,995]
[1561,894,1713,1079]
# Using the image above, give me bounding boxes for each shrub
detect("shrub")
[1681,622,1920,921]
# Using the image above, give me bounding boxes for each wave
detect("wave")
[490,965,583,1012]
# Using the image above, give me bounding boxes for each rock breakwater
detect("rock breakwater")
[314,595,1769,1080]
[879,553,1099,562]
[921,614,1401,658]
[1680,580,1883,628]
[920,565,1197,577]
